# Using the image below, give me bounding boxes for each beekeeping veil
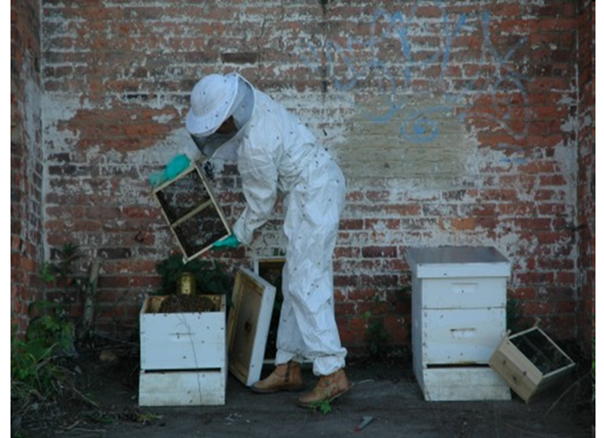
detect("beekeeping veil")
[186,72,255,162]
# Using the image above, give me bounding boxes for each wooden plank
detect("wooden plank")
[139,370,226,406]
[421,367,511,401]
[170,199,214,228]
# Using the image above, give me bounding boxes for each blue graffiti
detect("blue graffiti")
[301,6,531,144]
[400,106,451,143]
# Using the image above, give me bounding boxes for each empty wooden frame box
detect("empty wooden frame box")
[406,246,512,401]
[152,162,231,262]
[139,294,227,406]
[227,267,276,387]
[489,327,576,403]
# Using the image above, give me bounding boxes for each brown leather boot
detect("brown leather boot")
[297,368,350,408]
[250,361,304,394]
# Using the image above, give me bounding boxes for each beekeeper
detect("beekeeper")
[186,73,350,408]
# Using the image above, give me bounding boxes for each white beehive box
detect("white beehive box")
[489,327,575,403]
[139,294,227,406]
[406,246,512,401]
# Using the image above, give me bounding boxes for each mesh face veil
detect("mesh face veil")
[187,74,254,161]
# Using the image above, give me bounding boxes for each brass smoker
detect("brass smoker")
[178,272,196,295]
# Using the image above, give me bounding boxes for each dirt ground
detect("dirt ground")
[14,347,594,438]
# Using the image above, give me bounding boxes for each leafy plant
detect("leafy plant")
[363,311,388,358]
[41,242,100,342]
[310,399,332,415]
[362,293,390,359]
[11,317,77,437]
[12,320,74,395]
[41,242,82,286]
[26,303,77,358]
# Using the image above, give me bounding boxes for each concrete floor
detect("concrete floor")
[43,358,593,438]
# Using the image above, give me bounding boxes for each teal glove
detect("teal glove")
[149,154,191,187]
[212,235,240,249]
[165,155,191,179]
[148,169,168,187]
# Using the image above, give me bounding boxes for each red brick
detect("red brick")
[359,275,398,289]
[516,271,555,285]
[361,246,397,259]
[536,231,571,245]
[383,204,422,216]
[334,275,357,288]
[364,219,401,230]
[556,271,576,285]
[450,218,476,231]
[334,247,360,258]
[365,190,390,202]
[339,219,363,230]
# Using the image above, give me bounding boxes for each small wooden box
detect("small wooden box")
[139,294,227,406]
[153,162,231,263]
[489,327,575,403]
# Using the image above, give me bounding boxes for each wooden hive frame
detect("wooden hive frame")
[227,267,276,387]
[152,161,231,262]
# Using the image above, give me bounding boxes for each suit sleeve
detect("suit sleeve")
[231,118,282,245]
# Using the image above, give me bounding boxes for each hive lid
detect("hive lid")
[406,246,511,278]
[227,267,276,387]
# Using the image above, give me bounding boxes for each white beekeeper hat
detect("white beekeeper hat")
[186,73,239,136]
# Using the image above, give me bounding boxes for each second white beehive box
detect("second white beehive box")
[406,246,512,401]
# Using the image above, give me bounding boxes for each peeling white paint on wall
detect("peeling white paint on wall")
[20,55,44,251]
[42,93,84,154]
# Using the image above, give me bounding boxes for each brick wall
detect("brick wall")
[575,0,595,352]
[38,1,592,351]
[11,0,43,335]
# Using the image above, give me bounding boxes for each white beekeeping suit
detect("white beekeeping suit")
[186,73,350,407]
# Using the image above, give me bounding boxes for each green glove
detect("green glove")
[165,155,191,180]
[212,235,240,249]
[149,154,191,187]
[148,169,169,187]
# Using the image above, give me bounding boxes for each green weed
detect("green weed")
[362,293,390,359]
[311,399,332,415]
